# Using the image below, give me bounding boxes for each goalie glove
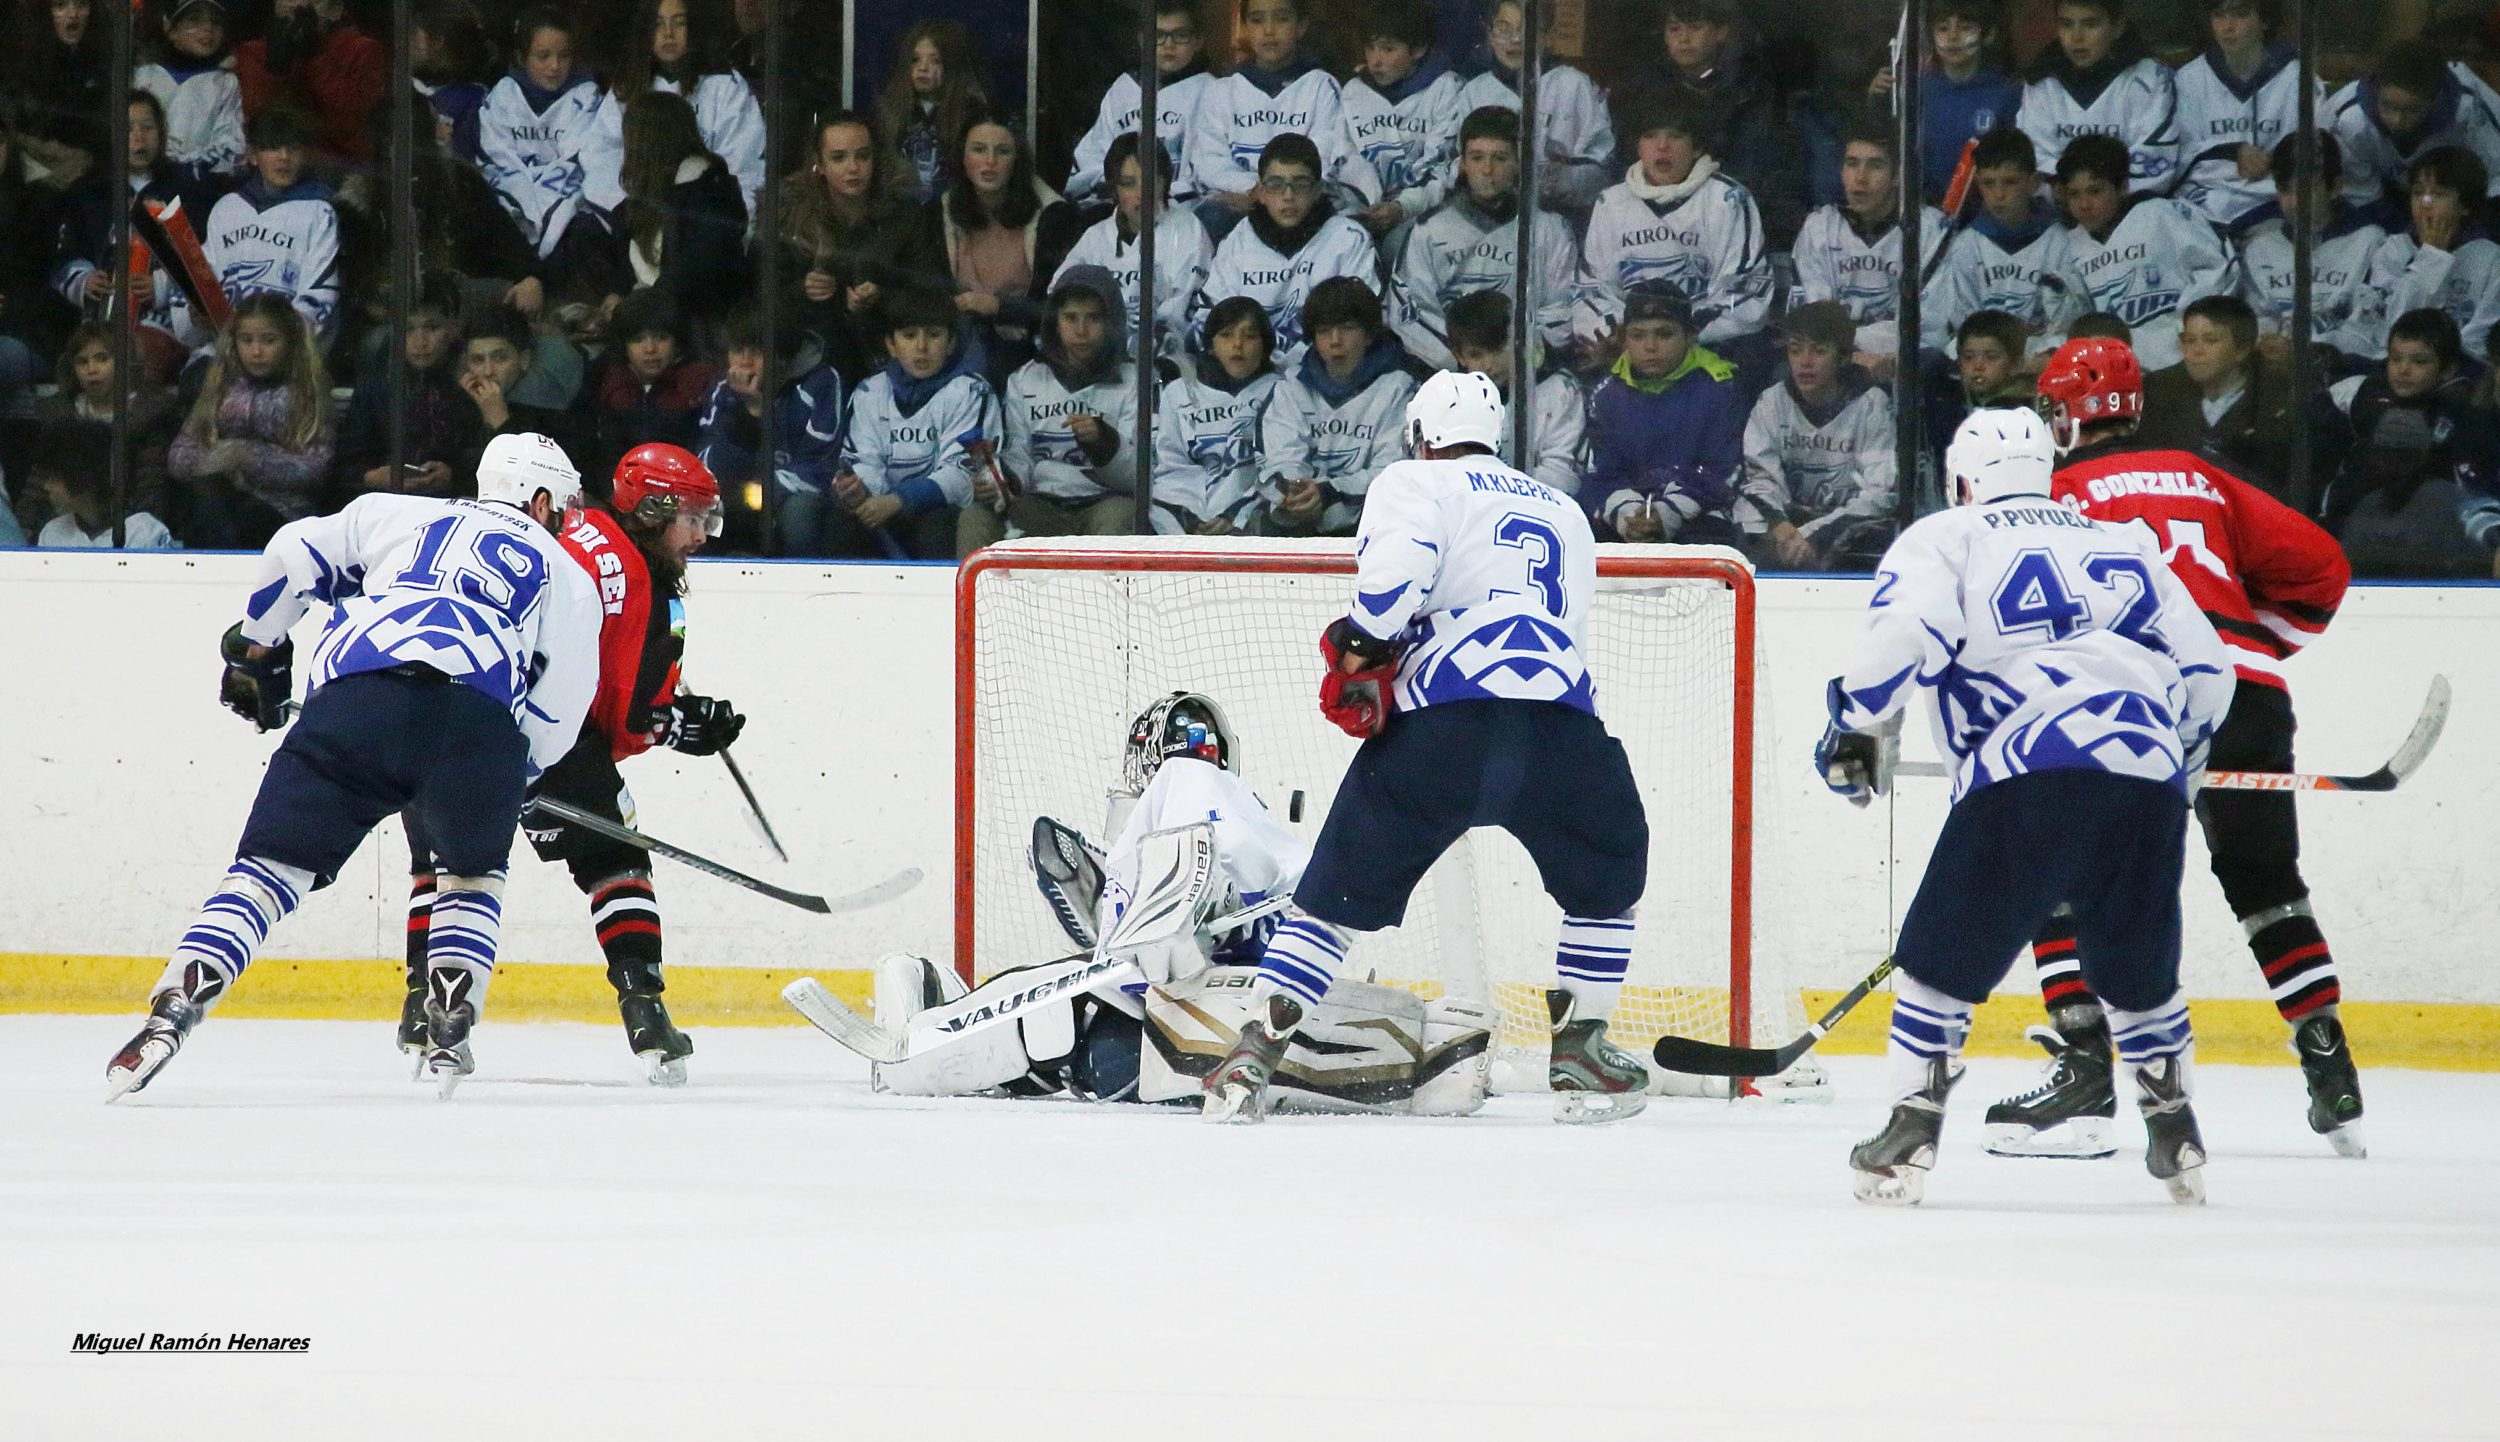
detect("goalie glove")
[1318,617,1402,739]
[217,622,294,732]
[652,694,745,756]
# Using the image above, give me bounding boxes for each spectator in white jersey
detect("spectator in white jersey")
[2041,133,2241,372]
[2171,0,2317,234]
[2241,131,2391,380]
[964,265,1141,552]
[477,9,609,284]
[1456,0,1615,219]
[1342,0,1464,245]
[1052,132,1212,366]
[2366,145,2500,365]
[837,284,997,560]
[1064,0,1211,212]
[2014,0,2180,195]
[136,0,246,189]
[1257,276,1424,536]
[1193,131,1381,371]
[578,0,767,222]
[1932,125,2083,365]
[1393,104,1575,371]
[1150,294,1279,535]
[1188,0,1381,230]
[2324,39,2500,214]
[1739,300,1897,571]
[203,106,342,352]
[1792,120,1948,383]
[1445,289,1585,498]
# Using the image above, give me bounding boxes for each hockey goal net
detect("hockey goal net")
[955,536,1806,1090]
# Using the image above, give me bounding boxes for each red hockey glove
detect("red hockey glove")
[1318,618,1402,739]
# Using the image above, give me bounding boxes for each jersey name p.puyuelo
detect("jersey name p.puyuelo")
[1346,452,1602,716]
[236,493,603,779]
[1830,495,2234,800]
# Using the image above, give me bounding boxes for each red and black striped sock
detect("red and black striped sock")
[2032,923,2096,1014]
[405,873,436,991]
[590,874,664,995]
[2249,904,2339,1022]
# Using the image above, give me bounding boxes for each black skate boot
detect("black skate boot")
[2133,1055,2207,1205]
[422,968,478,1100]
[1851,1057,1962,1206]
[2293,1014,2366,1158]
[1202,993,1302,1125]
[1983,1008,2117,1159]
[619,989,693,1087]
[397,972,429,1078]
[1546,989,1648,1124]
[104,982,212,1102]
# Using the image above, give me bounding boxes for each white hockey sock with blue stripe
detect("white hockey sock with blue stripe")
[1555,914,1636,1021]
[426,872,508,1009]
[152,856,313,1008]
[2107,992,2194,1089]
[1258,915,1351,1011]
[1886,973,1972,1101]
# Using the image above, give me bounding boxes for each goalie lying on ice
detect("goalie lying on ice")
[872,692,1494,1114]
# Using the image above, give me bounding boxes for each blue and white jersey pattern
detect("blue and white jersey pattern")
[2039,198,2241,370]
[1347,454,1602,716]
[478,74,606,254]
[236,494,603,780]
[1096,756,1307,971]
[1828,497,2234,801]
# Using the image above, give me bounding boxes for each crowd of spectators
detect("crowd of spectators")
[1,0,2496,580]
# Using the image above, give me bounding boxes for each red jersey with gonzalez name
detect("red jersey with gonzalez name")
[558,506,684,760]
[2051,441,2349,693]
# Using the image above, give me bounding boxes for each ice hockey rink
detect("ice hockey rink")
[4,1015,2494,1442]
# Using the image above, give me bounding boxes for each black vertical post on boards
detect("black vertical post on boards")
[107,0,134,545]
[1135,0,1161,533]
[2289,0,2317,507]
[759,0,787,548]
[387,0,416,493]
[1894,0,1927,527]
[1511,0,1542,472]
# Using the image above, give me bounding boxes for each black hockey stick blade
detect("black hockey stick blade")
[1651,955,1897,1078]
[720,748,790,863]
[528,795,838,912]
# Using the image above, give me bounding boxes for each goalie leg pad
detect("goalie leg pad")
[1141,967,1489,1115]
[1413,996,1495,1117]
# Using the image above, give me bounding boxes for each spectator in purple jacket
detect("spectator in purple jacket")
[1583,284,1745,545]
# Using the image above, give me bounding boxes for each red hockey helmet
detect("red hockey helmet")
[611,443,724,536]
[2035,336,2144,454]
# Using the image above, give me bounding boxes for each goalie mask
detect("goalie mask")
[1123,692,1238,795]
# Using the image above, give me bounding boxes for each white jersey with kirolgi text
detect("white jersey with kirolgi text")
[1191,210,1379,370]
[1065,68,1214,206]
[1573,165,1773,351]
[2016,58,2182,194]
[1392,194,1576,370]
[1343,68,1466,219]
[235,493,603,781]
[1346,453,1602,717]
[1932,207,2086,358]
[1184,64,1381,205]
[1096,756,1307,970]
[2038,196,2242,371]
[1455,65,1616,214]
[2171,48,2322,230]
[1051,209,1212,364]
[1790,203,1951,356]
[1827,496,2234,802]
[2238,211,2390,361]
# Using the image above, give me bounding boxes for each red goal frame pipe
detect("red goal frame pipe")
[955,546,1758,1050]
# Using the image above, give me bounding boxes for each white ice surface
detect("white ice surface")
[3,1016,2495,1442]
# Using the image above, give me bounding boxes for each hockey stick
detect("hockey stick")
[1891,674,2451,794]
[1650,954,1897,1079]
[719,748,790,863]
[526,795,920,914]
[1914,137,1980,290]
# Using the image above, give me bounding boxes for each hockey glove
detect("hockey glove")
[217,622,294,732]
[653,695,746,756]
[1814,722,1884,808]
[1318,618,1401,739]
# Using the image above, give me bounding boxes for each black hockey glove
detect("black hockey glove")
[655,694,745,756]
[1814,723,1884,809]
[218,622,295,732]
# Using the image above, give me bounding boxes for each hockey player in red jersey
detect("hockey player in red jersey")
[1984,335,2365,1158]
[402,443,745,1084]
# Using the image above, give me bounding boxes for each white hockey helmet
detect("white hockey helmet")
[1122,691,1237,795]
[1403,368,1507,456]
[1945,406,2057,506]
[476,432,583,516]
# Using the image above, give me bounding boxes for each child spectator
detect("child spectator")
[136,0,246,189]
[204,107,341,349]
[48,94,213,382]
[1064,0,1212,210]
[1456,0,1615,217]
[965,265,1139,551]
[2366,145,2500,364]
[1187,0,1380,226]
[1739,300,1897,570]
[1342,0,1465,242]
[333,278,476,500]
[1583,286,1743,545]
[0,100,69,398]
[2240,131,2389,378]
[2039,133,2240,371]
[1394,104,1574,371]
[1195,132,1380,371]
[1926,307,2037,484]
[1573,99,1773,378]
[1150,294,1278,534]
[1869,0,2022,206]
[2171,0,2316,232]
[581,0,766,221]
[1931,127,2081,363]
[878,19,989,206]
[935,108,1081,381]
[1606,0,1803,244]
[778,111,945,382]
[2323,308,2500,574]
[592,289,721,459]
[2324,39,2500,214]
[478,8,608,276]
[17,0,109,186]
[2014,0,2180,195]
[696,315,849,556]
[412,0,493,163]
[167,293,335,547]
[607,88,751,328]
[836,284,997,559]
[1052,132,1211,364]
[455,302,596,477]
[234,0,386,170]
[2141,293,2301,494]
[1447,289,1585,497]
[398,92,539,309]
[31,426,177,548]
[1256,276,1421,535]
[1791,122,1948,381]
[30,321,180,526]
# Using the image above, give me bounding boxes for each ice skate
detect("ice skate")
[1851,1058,1961,1205]
[398,978,430,1079]
[422,969,477,1100]
[2293,1014,2365,1158]
[2133,1056,2207,1205]
[104,988,206,1102]
[1202,994,1301,1125]
[1983,1013,2117,1159]
[1545,989,1648,1124]
[619,990,693,1087]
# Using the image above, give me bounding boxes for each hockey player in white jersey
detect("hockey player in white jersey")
[1790,122,1950,374]
[1341,2,1464,241]
[1393,105,1576,371]
[2170,0,2321,231]
[1931,127,2085,361]
[1051,134,1212,366]
[105,433,602,1100]
[2039,134,2242,371]
[1202,370,1652,1125]
[2014,0,2180,193]
[1063,0,1213,209]
[2239,132,2390,375]
[1818,408,2234,1205]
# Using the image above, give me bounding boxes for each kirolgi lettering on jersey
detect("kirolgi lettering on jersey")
[2084,471,2224,506]
[888,423,940,446]
[1622,224,1704,251]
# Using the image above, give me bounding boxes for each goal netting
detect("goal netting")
[955,537,1810,1092]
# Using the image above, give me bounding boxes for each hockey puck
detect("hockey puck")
[1289,790,1305,823]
